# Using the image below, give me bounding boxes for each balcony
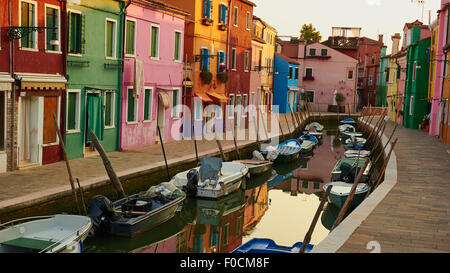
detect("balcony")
[202,17,213,26]
[303,76,315,81]
[218,23,227,31]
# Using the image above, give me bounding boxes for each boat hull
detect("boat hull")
[232,238,314,253]
[327,191,367,208]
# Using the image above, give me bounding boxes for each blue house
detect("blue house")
[273,53,300,113]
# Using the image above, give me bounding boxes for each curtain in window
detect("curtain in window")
[86,94,104,142]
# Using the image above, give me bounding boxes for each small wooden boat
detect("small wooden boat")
[340,118,356,125]
[344,149,371,158]
[0,214,92,253]
[331,158,372,182]
[300,140,316,153]
[303,130,323,139]
[232,238,314,253]
[261,139,302,164]
[323,182,370,208]
[233,159,273,175]
[339,124,356,133]
[299,133,319,145]
[170,158,249,199]
[305,122,324,132]
[88,182,186,237]
[341,131,363,140]
[344,137,366,146]
[243,169,277,190]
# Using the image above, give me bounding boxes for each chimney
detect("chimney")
[391,33,401,55]
[378,34,384,44]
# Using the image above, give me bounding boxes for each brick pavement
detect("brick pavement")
[337,120,450,253]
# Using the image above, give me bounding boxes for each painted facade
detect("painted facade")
[376,47,389,107]
[273,53,299,114]
[386,34,402,122]
[393,51,407,125]
[65,0,125,160]
[440,2,450,145]
[120,1,188,150]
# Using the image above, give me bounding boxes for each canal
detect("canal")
[83,124,359,253]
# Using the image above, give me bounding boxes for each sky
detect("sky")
[250,0,442,52]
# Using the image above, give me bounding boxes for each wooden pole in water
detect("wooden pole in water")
[89,129,126,199]
[299,184,333,253]
[276,114,285,137]
[76,178,88,216]
[373,124,398,167]
[331,158,370,230]
[157,126,171,181]
[252,114,260,145]
[366,115,383,144]
[232,126,241,160]
[292,105,302,129]
[283,113,293,138]
[289,105,298,132]
[369,121,387,158]
[259,108,269,140]
[192,120,199,165]
[373,138,398,190]
[215,131,226,161]
[53,114,81,215]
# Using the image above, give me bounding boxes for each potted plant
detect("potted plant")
[335,92,346,112]
[202,17,213,26]
[217,71,228,83]
[200,68,213,84]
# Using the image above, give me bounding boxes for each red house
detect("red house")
[8,0,67,170]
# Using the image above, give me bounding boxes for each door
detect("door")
[157,95,165,140]
[19,96,41,166]
[43,96,58,145]
[86,93,104,143]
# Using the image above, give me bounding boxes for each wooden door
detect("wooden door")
[43,96,58,144]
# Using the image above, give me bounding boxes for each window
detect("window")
[413,61,417,81]
[68,10,83,54]
[203,0,212,19]
[386,67,390,83]
[105,19,117,58]
[0,93,4,151]
[200,48,210,71]
[150,25,160,59]
[233,6,238,26]
[305,68,313,77]
[143,88,153,121]
[242,94,248,117]
[219,4,228,24]
[321,48,328,56]
[288,67,293,79]
[294,67,299,80]
[302,180,308,189]
[313,182,320,190]
[237,216,242,236]
[127,88,138,122]
[409,96,414,116]
[217,51,226,72]
[397,65,401,79]
[305,90,315,103]
[20,0,37,49]
[125,19,136,56]
[45,5,60,52]
[347,68,354,80]
[104,91,115,127]
[246,12,251,30]
[244,51,249,72]
[251,92,255,106]
[236,95,242,114]
[194,99,203,121]
[231,48,237,70]
[223,224,229,245]
[172,88,180,118]
[228,94,235,118]
[210,226,219,247]
[67,90,80,132]
[174,31,182,61]
[309,48,316,56]
[368,75,373,86]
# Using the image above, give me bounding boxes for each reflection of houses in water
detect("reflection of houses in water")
[184,190,247,253]
[243,183,269,234]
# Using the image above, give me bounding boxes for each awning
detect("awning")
[0,73,14,91]
[207,91,229,103]
[195,91,213,102]
[16,73,66,90]
[158,91,170,108]
[288,87,300,91]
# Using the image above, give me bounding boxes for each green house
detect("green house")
[65,0,125,159]
[403,37,430,130]
[376,47,389,107]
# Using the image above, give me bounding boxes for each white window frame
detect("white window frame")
[66,89,81,133]
[174,30,183,62]
[306,90,315,103]
[172,88,181,119]
[150,24,160,60]
[250,92,255,106]
[67,9,83,57]
[246,11,250,30]
[125,18,137,58]
[103,90,115,129]
[233,6,238,27]
[347,68,354,80]
[228,94,235,118]
[244,50,249,72]
[231,48,237,70]
[236,94,242,117]
[19,0,38,51]
[105,18,118,59]
[126,87,138,124]
[143,87,154,122]
[44,3,61,53]
[321,48,328,56]
[309,48,316,56]
[409,96,414,116]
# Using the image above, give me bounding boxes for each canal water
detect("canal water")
[83,126,354,253]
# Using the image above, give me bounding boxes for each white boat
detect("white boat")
[341,131,363,138]
[0,214,92,253]
[344,137,366,145]
[344,149,371,158]
[339,124,356,133]
[170,157,249,199]
[305,122,324,132]
[323,182,370,208]
[300,140,315,153]
[233,159,273,175]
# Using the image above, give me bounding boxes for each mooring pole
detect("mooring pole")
[259,108,269,140]
[283,113,293,138]
[53,114,81,215]
[192,120,199,165]
[76,178,88,216]
[157,126,171,181]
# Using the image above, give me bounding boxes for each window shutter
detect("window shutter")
[207,0,211,18]
[67,12,72,53]
[80,14,86,54]
[206,49,210,70]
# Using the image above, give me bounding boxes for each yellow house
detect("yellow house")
[253,16,277,112]
[387,33,401,122]
[428,20,439,102]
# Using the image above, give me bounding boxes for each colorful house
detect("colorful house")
[393,50,408,125]
[386,34,402,122]
[404,36,431,129]
[9,0,68,169]
[376,47,389,107]
[273,53,300,114]
[439,1,450,145]
[65,0,125,159]
[120,0,188,150]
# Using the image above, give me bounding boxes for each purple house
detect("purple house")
[121,0,189,149]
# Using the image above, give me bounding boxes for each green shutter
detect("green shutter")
[126,20,135,55]
[80,14,85,54]
[151,26,158,57]
[105,92,112,126]
[106,21,113,57]
[127,89,135,122]
[144,89,150,120]
[174,32,180,60]
[68,93,77,130]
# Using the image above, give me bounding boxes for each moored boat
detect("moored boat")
[305,122,324,132]
[170,157,249,199]
[299,133,319,145]
[261,139,302,164]
[232,238,314,253]
[233,159,273,175]
[88,182,186,238]
[331,158,371,182]
[323,182,370,208]
[300,139,316,153]
[0,214,92,253]
[344,149,371,158]
[338,124,356,133]
[340,118,356,125]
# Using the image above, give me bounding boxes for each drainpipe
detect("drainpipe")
[440,49,447,138]
[60,0,67,160]
[226,0,232,131]
[9,0,15,172]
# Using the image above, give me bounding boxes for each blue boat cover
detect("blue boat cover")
[232,238,314,253]
[199,157,222,182]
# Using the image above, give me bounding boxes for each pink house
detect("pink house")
[121,0,189,150]
[298,42,358,112]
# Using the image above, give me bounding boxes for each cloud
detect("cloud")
[367,0,382,6]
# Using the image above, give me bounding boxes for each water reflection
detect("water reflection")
[84,129,351,253]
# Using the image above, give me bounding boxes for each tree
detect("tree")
[300,24,322,42]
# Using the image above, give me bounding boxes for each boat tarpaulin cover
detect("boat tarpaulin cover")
[142,182,185,199]
[199,157,222,182]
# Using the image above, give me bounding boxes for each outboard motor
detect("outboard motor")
[184,169,199,198]
[339,163,361,184]
[87,195,121,236]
